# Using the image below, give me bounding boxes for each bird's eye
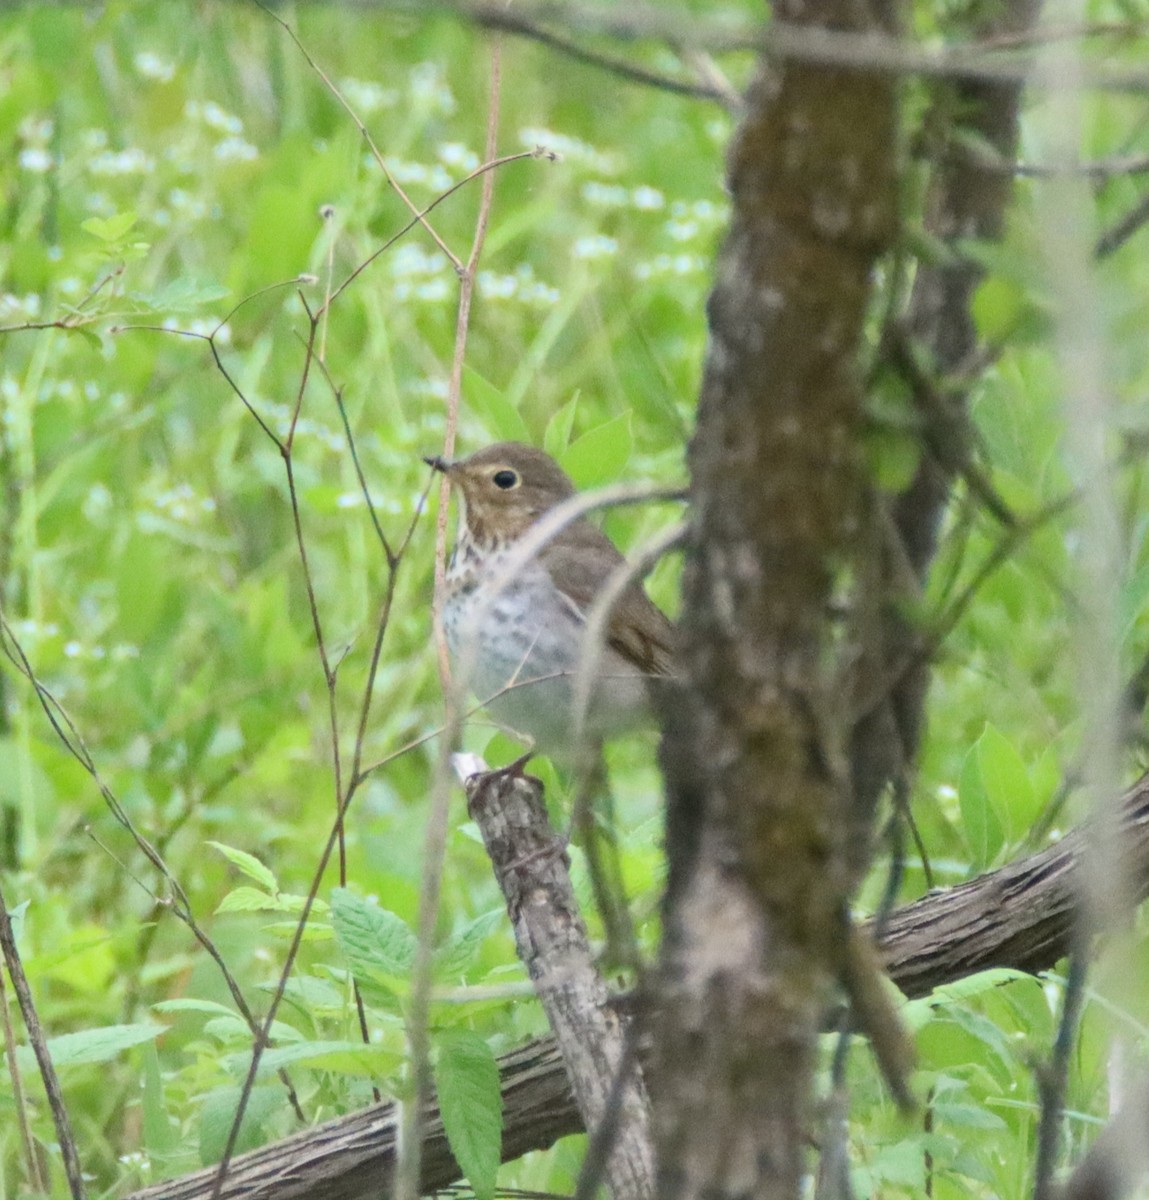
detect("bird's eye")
[492,469,519,490]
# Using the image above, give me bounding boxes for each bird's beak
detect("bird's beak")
[424,454,452,474]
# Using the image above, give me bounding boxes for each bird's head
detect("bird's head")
[424,442,577,546]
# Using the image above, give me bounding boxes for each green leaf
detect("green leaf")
[226,1039,403,1079]
[434,1030,502,1200]
[464,366,530,443]
[869,1139,926,1189]
[434,909,503,979]
[267,975,347,1012]
[260,920,334,942]
[0,738,54,809]
[134,277,230,313]
[1119,559,1149,643]
[974,723,1037,842]
[933,1101,1009,1131]
[972,275,1027,344]
[204,1015,300,1045]
[198,1086,283,1165]
[864,425,922,493]
[17,1022,164,1070]
[141,1043,179,1155]
[217,886,282,914]
[543,391,580,458]
[82,211,138,242]
[958,733,1004,870]
[153,999,241,1019]
[559,411,633,489]
[64,324,103,350]
[945,1005,1018,1072]
[207,842,278,893]
[330,887,416,980]
[925,968,1034,1008]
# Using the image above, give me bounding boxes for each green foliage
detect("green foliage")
[0,1,1147,1197]
[433,1029,503,1200]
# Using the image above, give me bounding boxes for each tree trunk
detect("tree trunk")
[651,1,901,1196]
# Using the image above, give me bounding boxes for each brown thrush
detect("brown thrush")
[426,442,675,760]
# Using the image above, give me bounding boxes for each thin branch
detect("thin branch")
[398,36,505,1200]
[464,7,740,107]
[256,0,462,268]
[1096,192,1149,259]
[1034,951,1090,1200]
[0,878,85,1200]
[0,931,47,1193]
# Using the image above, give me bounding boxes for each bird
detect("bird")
[425,442,676,761]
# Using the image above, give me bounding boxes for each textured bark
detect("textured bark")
[652,1,901,1196]
[463,765,654,1199]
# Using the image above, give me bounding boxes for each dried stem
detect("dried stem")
[396,35,504,1200]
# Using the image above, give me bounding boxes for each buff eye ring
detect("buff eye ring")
[492,469,519,490]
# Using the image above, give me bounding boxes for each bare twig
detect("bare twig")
[464,7,740,107]
[1034,951,1090,1200]
[399,36,505,1200]
[1096,193,1149,259]
[0,878,85,1200]
[256,0,462,267]
[0,946,47,1193]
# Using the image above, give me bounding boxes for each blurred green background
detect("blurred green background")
[2,2,1149,1197]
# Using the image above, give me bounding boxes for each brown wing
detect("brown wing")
[538,520,677,677]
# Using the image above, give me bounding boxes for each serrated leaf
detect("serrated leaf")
[330,888,416,981]
[17,1022,164,1070]
[543,391,580,457]
[216,886,281,914]
[82,211,138,242]
[464,366,530,443]
[435,909,503,979]
[434,1030,502,1200]
[207,842,278,893]
[559,412,633,489]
